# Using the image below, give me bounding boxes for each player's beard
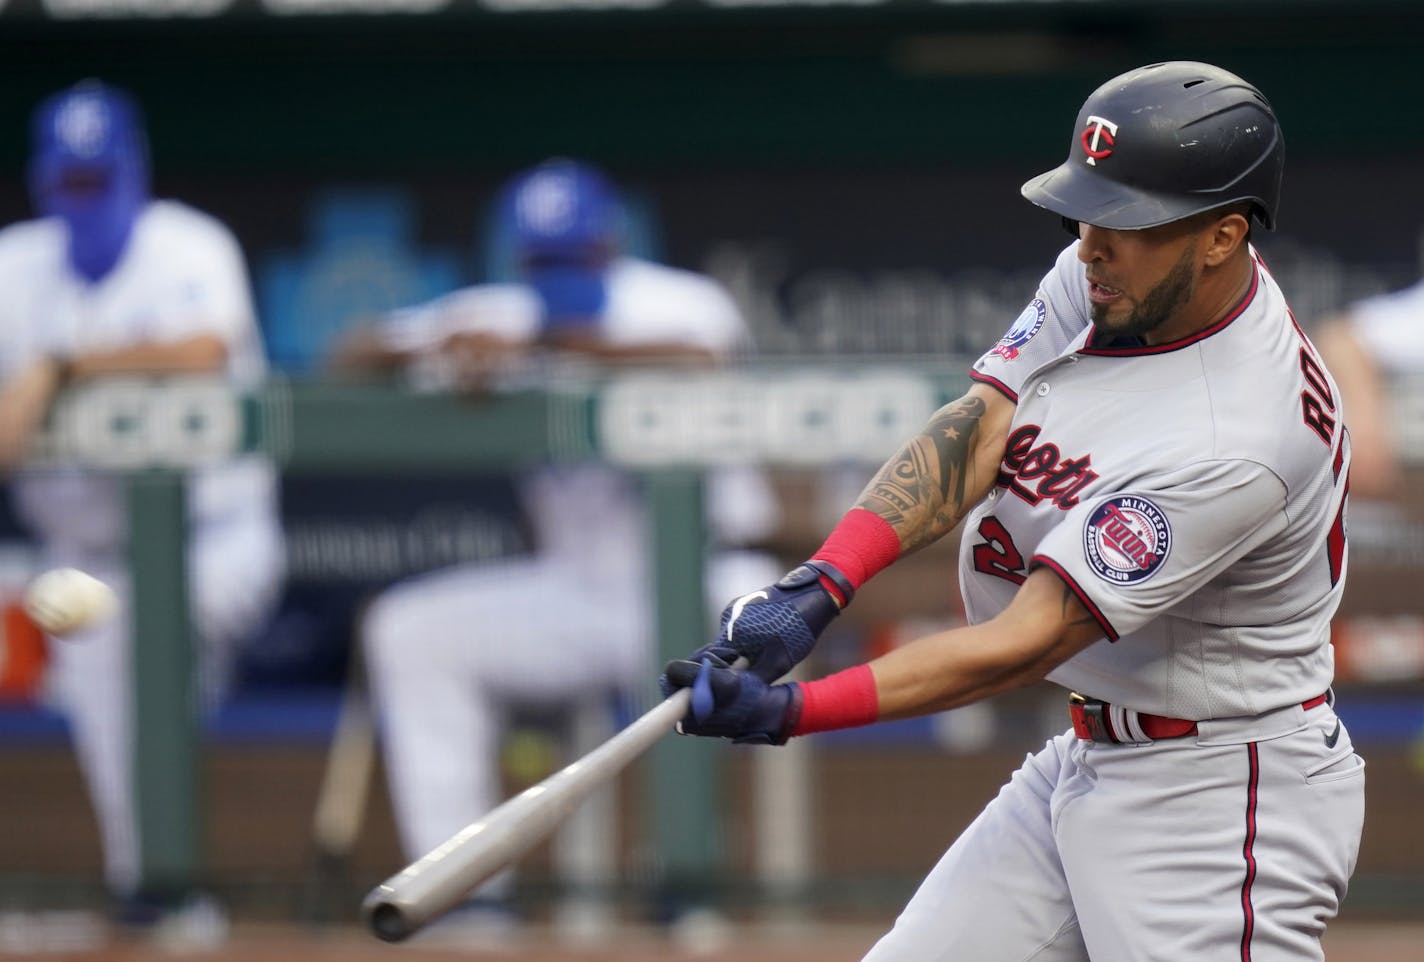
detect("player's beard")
[1090,244,1198,342]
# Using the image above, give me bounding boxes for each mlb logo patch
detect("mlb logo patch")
[989,299,1047,361]
[1084,495,1171,584]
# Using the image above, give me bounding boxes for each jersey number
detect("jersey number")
[972,516,1027,585]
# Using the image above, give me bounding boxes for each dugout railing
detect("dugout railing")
[35,363,968,903]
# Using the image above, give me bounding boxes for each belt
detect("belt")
[1069,691,1330,744]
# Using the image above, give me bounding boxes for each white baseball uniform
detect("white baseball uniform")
[1346,277,1424,369]
[362,256,782,884]
[864,243,1363,962]
[0,199,285,896]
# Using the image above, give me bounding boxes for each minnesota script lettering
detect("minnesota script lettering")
[999,425,1099,510]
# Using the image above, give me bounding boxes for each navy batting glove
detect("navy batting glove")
[663,653,802,745]
[674,560,852,691]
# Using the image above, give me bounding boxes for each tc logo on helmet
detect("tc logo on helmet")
[1080,115,1118,166]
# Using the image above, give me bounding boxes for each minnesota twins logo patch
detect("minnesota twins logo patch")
[1084,496,1171,584]
[989,299,1047,361]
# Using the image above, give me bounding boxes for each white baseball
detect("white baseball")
[23,568,118,637]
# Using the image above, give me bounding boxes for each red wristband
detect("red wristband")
[812,508,900,594]
[790,664,880,736]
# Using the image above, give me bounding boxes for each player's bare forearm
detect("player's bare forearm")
[0,358,66,471]
[869,567,1102,720]
[855,383,1013,553]
[66,332,229,379]
[541,329,719,366]
[328,327,415,376]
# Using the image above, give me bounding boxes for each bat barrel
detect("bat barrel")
[361,686,693,941]
[360,783,580,938]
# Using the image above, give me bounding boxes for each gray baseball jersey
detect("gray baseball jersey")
[865,243,1363,962]
[960,242,1348,719]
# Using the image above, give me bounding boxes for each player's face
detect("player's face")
[1076,220,1206,343]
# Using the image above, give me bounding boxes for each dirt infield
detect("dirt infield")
[3,917,1421,961]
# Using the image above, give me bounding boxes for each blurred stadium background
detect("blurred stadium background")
[2,0,1423,958]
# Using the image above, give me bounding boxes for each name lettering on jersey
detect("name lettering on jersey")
[1298,347,1337,446]
[988,299,1046,362]
[999,424,1099,510]
[1084,495,1172,585]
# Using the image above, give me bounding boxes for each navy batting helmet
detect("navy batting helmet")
[1021,61,1284,231]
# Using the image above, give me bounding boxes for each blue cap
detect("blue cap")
[30,80,148,187]
[500,158,617,258]
[27,80,151,281]
[498,159,618,327]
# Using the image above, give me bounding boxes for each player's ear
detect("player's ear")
[1201,211,1250,267]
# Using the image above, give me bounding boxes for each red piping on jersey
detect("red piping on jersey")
[1029,555,1119,641]
[1079,261,1260,357]
[969,370,1018,403]
[1240,742,1261,962]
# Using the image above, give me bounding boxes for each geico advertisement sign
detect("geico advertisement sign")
[598,370,939,466]
[40,378,243,470]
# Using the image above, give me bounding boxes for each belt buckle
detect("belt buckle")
[1069,692,1114,743]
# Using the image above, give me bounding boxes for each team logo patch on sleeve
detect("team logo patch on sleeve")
[988,299,1047,361]
[1083,496,1171,584]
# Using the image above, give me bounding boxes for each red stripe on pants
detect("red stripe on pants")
[1240,742,1260,961]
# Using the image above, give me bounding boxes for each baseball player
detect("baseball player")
[665,62,1363,961]
[341,159,781,925]
[0,82,285,923]
[1315,277,1424,500]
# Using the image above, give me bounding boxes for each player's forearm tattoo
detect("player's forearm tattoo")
[857,395,989,552]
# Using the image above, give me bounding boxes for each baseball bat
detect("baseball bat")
[304,647,377,924]
[313,648,376,860]
[362,673,712,942]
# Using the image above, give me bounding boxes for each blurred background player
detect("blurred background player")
[1315,276,1424,502]
[333,157,782,939]
[0,80,286,937]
